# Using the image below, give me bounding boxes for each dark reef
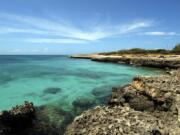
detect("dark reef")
[0,101,35,134]
[42,87,62,95]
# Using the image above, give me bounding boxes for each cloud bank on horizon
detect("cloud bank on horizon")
[0,0,179,54]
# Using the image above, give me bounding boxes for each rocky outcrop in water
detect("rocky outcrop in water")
[0,101,35,134]
[65,70,180,135]
[0,102,74,135]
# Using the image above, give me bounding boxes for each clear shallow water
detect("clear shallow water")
[0,55,164,111]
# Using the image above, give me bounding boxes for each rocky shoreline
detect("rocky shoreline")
[1,55,180,134]
[71,54,180,69]
[65,70,180,135]
[1,70,179,134]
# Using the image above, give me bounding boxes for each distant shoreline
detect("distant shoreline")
[71,53,180,69]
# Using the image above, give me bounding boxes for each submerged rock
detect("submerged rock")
[0,74,16,85]
[91,85,115,105]
[42,87,62,95]
[96,94,111,105]
[24,92,37,97]
[72,98,97,115]
[91,85,113,97]
[30,105,73,135]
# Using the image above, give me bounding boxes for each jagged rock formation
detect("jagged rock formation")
[0,101,35,134]
[65,70,180,135]
[109,70,180,113]
[0,102,73,135]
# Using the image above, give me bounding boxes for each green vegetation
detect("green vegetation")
[172,44,180,54]
[99,44,180,55]
[99,48,170,55]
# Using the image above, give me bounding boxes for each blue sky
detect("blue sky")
[0,0,179,54]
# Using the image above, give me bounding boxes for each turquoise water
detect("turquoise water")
[0,55,164,111]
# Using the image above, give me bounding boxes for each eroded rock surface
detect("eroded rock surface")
[109,70,180,113]
[65,70,180,135]
[0,101,35,134]
[65,106,180,135]
[0,102,73,135]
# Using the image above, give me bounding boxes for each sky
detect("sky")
[0,0,179,54]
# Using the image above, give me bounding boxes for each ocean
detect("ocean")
[0,55,164,111]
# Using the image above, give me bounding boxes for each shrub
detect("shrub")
[99,44,180,55]
[99,48,169,55]
[171,44,180,54]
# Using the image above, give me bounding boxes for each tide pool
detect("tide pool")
[0,55,164,111]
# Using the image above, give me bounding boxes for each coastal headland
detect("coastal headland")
[71,54,180,69]
[71,46,180,69]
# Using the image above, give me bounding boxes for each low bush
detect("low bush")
[99,44,180,55]
[171,44,180,54]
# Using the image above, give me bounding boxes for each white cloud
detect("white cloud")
[43,47,49,52]
[144,31,178,36]
[11,48,50,54]
[120,21,152,33]
[26,38,88,44]
[12,49,23,53]
[0,13,153,43]
[0,27,47,34]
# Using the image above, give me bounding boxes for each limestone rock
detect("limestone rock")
[65,106,180,135]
